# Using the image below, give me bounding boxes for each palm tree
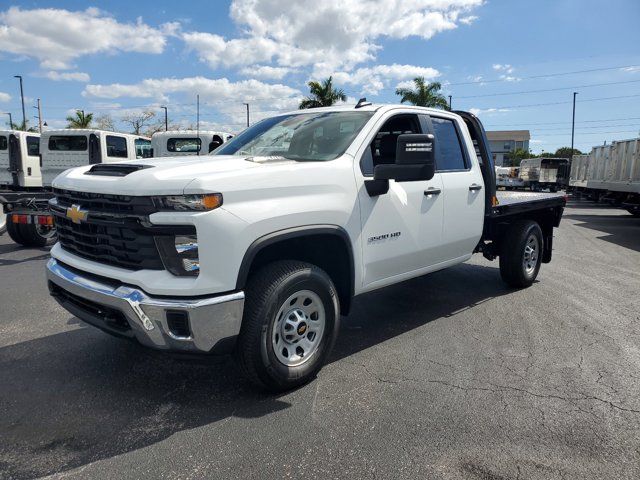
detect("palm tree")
[66,110,93,128]
[395,77,449,110]
[10,120,37,132]
[299,76,347,109]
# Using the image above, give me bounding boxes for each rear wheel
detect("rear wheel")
[499,220,543,288]
[236,260,340,392]
[16,223,56,247]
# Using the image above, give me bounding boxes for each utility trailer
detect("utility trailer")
[495,166,524,190]
[569,138,640,215]
[2,129,152,247]
[519,157,570,192]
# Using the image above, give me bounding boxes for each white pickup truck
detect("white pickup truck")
[46,104,566,391]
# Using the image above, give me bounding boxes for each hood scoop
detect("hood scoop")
[84,163,154,177]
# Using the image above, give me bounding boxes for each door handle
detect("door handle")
[424,188,441,196]
[469,184,483,191]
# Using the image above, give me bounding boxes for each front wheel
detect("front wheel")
[499,220,543,288]
[236,260,340,392]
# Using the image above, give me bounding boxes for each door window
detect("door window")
[135,138,152,158]
[430,117,468,171]
[48,135,87,151]
[106,135,128,158]
[26,136,40,156]
[361,114,422,176]
[0,136,7,150]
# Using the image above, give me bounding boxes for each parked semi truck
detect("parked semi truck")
[569,138,640,216]
[151,131,233,157]
[1,129,152,246]
[46,104,566,391]
[519,157,570,192]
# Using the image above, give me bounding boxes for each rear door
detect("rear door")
[0,134,12,185]
[426,114,484,260]
[8,134,21,186]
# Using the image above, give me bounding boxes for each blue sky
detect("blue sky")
[0,0,639,153]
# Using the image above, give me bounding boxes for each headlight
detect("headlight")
[152,193,222,211]
[155,234,200,276]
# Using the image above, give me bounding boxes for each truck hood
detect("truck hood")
[52,155,298,195]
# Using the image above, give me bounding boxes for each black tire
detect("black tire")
[16,223,56,248]
[236,260,340,392]
[499,220,543,288]
[6,215,26,245]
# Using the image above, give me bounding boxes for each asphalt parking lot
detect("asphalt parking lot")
[0,199,639,480]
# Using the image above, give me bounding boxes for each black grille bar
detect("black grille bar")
[51,189,194,271]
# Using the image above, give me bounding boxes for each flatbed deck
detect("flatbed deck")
[492,191,566,217]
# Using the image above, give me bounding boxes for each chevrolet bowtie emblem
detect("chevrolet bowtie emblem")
[66,204,88,224]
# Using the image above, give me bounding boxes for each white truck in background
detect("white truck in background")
[0,130,44,239]
[41,129,151,186]
[151,131,233,158]
[46,104,566,392]
[1,129,151,246]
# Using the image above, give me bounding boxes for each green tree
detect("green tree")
[505,148,532,166]
[395,77,449,109]
[10,119,37,132]
[66,110,93,128]
[553,147,582,158]
[299,76,347,109]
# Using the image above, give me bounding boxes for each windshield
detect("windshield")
[215,111,374,161]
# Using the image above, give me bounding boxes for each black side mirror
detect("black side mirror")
[373,133,435,182]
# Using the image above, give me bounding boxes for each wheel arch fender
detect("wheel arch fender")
[236,225,355,314]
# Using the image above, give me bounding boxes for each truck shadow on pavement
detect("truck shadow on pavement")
[0,263,510,479]
[563,211,640,253]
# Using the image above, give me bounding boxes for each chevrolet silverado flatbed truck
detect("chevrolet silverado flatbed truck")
[46,104,565,391]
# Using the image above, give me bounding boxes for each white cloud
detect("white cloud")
[83,76,303,127]
[0,6,174,69]
[492,64,520,81]
[239,65,293,80]
[332,64,440,95]
[621,66,640,73]
[45,71,90,82]
[184,0,483,72]
[459,15,478,25]
[0,91,10,102]
[469,107,510,116]
[492,63,514,74]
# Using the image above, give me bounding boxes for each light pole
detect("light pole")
[14,75,26,130]
[3,112,12,129]
[161,106,168,131]
[571,92,578,157]
[448,95,452,110]
[34,98,43,133]
[243,102,250,128]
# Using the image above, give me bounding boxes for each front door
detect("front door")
[355,113,446,290]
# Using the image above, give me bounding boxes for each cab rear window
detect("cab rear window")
[48,135,88,151]
[0,136,6,150]
[167,138,201,153]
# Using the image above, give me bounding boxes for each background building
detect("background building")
[486,130,531,166]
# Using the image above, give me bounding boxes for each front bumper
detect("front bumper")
[46,258,245,354]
